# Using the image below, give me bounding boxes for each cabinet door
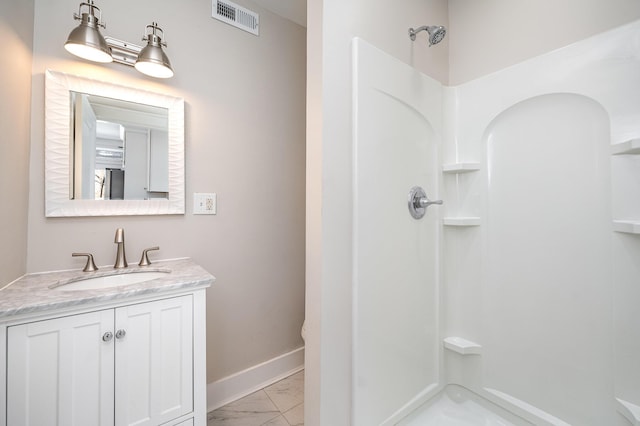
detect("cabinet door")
[7,310,115,426]
[115,295,193,426]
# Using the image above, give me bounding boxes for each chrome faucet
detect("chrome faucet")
[114,228,128,268]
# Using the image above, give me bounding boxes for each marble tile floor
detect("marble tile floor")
[208,370,304,426]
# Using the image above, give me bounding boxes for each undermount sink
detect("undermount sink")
[51,270,170,291]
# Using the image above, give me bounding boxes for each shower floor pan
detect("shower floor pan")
[398,385,531,426]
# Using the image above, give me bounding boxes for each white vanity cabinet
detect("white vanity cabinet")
[8,309,115,425]
[5,292,205,426]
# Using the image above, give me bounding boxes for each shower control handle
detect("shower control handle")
[408,186,442,219]
[416,197,443,208]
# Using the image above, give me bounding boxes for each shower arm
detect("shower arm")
[408,26,429,41]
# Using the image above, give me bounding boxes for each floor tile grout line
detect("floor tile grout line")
[259,414,293,426]
[262,387,297,425]
[264,372,304,415]
[208,370,304,426]
[282,401,303,415]
[264,390,282,414]
[260,410,286,426]
[254,389,283,425]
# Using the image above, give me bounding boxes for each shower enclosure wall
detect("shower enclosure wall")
[352,20,640,425]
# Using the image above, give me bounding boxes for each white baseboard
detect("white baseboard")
[207,346,305,411]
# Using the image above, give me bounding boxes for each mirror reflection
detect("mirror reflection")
[71,92,169,201]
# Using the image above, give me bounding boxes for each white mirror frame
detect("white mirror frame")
[45,70,185,216]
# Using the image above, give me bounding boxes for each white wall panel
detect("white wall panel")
[352,38,442,425]
[441,20,640,425]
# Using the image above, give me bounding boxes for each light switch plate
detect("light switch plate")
[193,193,216,215]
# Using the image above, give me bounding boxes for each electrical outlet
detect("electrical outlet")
[193,193,216,215]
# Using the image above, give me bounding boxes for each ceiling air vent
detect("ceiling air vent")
[212,0,259,36]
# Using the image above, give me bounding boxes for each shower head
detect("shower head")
[409,25,447,46]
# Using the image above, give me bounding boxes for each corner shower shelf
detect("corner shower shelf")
[613,220,640,235]
[612,139,640,155]
[443,337,482,355]
[617,398,640,425]
[442,162,481,174]
[443,217,481,227]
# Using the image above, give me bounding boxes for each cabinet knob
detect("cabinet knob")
[115,329,126,339]
[102,331,113,342]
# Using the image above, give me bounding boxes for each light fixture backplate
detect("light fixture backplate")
[104,36,142,66]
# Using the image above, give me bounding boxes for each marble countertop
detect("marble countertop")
[0,258,215,319]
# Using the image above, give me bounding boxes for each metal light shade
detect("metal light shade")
[64,2,112,63]
[135,23,174,79]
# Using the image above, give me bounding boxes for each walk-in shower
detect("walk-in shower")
[408,25,446,46]
[352,19,640,426]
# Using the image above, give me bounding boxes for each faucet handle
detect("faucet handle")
[114,228,125,243]
[139,246,160,266]
[72,253,99,272]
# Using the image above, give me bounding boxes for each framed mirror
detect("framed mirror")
[45,69,185,216]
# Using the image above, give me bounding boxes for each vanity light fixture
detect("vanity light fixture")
[64,0,112,63]
[64,1,174,78]
[135,23,174,79]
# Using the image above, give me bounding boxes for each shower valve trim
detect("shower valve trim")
[408,186,443,219]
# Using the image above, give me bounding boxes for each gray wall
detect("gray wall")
[0,1,34,286]
[27,0,306,384]
[448,0,640,84]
